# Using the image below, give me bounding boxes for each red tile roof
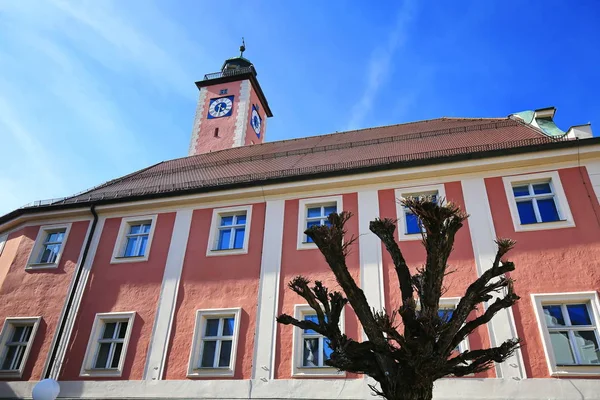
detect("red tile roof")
[60,117,560,204]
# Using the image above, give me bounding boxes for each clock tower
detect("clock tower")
[188,41,273,156]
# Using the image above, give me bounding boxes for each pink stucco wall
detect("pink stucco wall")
[274,193,361,379]
[163,203,265,380]
[0,220,90,381]
[59,213,175,380]
[378,182,495,378]
[486,167,600,378]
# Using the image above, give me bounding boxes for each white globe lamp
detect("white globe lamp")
[32,379,60,400]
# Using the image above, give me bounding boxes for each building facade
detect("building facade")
[0,52,600,399]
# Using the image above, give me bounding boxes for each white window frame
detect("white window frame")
[26,223,71,270]
[395,184,446,241]
[438,297,470,354]
[297,196,343,250]
[80,311,136,377]
[291,304,345,377]
[532,292,600,376]
[0,234,8,257]
[502,171,574,232]
[0,317,41,378]
[206,206,252,256]
[111,215,157,264]
[188,308,242,377]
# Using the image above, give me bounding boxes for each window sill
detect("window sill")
[515,218,575,232]
[110,255,149,264]
[398,232,423,241]
[297,241,318,251]
[26,262,59,270]
[550,364,600,376]
[0,370,23,378]
[206,248,248,257]
[292,366,345,378]
[80,368,123,377]
[187,367,234,377]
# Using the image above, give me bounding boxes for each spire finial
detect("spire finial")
[239,37,246,57]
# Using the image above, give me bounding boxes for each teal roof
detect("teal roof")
[513,110,565,137]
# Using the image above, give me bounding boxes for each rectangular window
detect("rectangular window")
[503,172,574,232]
[297,196,343,250]
[292,304,344,377]
[532,292,600,376]
[395,185,445,241]
[0,317,41,377]
[216,213,246,250]
[111,215,157,263]
[188,308,241,377]
[0,234,8,257]
[305,204,337,243]
[27,224,71,269]
[512,182,560,224]
[207,206,252,256]
[438,306,469,354]
[80,312,135,377]
[301,314,333,367]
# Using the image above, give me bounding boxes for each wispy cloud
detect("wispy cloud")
[346,0,417,130]
[0,0,205,214]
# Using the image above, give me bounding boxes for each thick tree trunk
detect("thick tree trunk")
[385,380,434,400]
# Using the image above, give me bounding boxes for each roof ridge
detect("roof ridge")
[128,119,520,182]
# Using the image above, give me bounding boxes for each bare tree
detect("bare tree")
[277,198,520,400]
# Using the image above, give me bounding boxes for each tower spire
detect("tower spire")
[239,37,246,57]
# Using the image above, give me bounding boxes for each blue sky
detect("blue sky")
[1,0,598,215]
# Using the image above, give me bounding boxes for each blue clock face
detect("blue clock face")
[250,105,261,137]
[208,96,234,119]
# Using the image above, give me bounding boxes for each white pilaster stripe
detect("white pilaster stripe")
[461,178,526,379]
[143,209,193,380]
[251,200,285,380]
[233,80,251,147]
[187,87,208,156]
[585,160,600,203]
[48,217,106,380]
[357,190,385,318]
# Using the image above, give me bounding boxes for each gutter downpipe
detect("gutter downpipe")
[43,204,98,379]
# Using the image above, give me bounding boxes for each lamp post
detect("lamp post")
[32,379,60,400]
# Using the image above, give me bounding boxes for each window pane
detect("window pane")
[103,323,117,339]
[124,237,138,257]
[567,304,592,326]
[47,232,64,243]
[205,319,219,337]
[516,200,537,224]
[39,244,60,263]
[323,338,333,361]
[533,183,552,195]
[574,331,600,364]
[138,235,148,256]
[303,338,319,367]
[405,213,421,234]
[537,198,560,222]
[303,315,318,334]
[550,331,575,364]
[218,340,232,367]
[217,229,231,250]
[10,346,24,370]
[438,308,454,323]
[21,326,32,342]
[117,322,128,339]
[95,343,111,368]
[307,207,322,218]
[233,228,245,249]
[512,185,530,197]
[235,214,246,225]
[323,205,337,216]
[11,327,25,342]
[543,305,565,326]
[110,343,123,368]
[2,346,17,370]
[222,318,235,336]
[200,340,217,367]
[141,224,151,234]
[220,216,234,226]
[129,224,141,234]
[305,221,320,243]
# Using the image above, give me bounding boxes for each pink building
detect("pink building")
[1,51,600,399]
